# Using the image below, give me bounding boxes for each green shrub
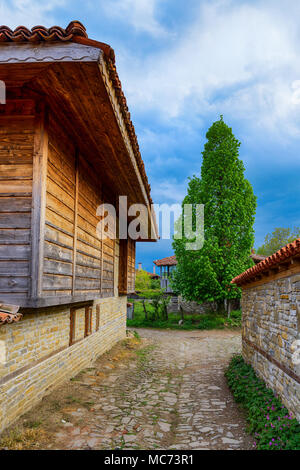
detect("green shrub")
[225,355,300,450]
[136,289,162,299]
[127,302,241,331]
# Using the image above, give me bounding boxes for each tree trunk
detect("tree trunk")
[142,300,148,320]
[180,305,184,322]
[227,299,232,319]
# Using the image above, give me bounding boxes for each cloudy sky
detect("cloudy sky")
[2,0,300,271]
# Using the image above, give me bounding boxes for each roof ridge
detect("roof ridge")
[0,20,87,42]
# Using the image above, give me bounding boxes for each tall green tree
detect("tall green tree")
[257,227,300,256]
[172,116,256,310]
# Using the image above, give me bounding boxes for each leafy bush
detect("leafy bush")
[225,355,300,450]
[127,302,242,330]
[135,269,151,291]
[136,289,163,299]
[150,278,160,289]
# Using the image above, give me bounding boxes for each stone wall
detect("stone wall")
[0,296,127,433]
[177,297,216,314]
[242,273,300,421]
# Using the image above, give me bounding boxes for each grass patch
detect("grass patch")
[0,428,47,450]
[127,300,241,330]
[225,355,300,450]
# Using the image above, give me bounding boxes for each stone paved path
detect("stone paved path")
[32,328,253,450]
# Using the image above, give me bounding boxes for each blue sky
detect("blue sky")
[2,0,300,271]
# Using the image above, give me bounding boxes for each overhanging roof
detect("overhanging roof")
[0,21,158,240]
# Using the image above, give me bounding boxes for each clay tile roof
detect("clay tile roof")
[232,238,300,286]
[0,21,152,206]
[0,21,87,43]
[0,312,22,326]
[154,255,177,267]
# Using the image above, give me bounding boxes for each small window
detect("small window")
[85,307,93,337]
[70,308,76,346]
[96,305,100,331]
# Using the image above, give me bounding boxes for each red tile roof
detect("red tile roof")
[232,238,300,286]
[0,21,152,205]
[0,312,22,325]
[0,21,87,43]
[154,255,177,267]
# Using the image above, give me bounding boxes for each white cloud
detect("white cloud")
[0,0,64,29]
[151,179,188,204]
[101,0,168,37]
[118,0,300,137]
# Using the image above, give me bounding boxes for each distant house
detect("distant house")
[153,255,177,293]
[0,21,157,432]
[153,252,265,294]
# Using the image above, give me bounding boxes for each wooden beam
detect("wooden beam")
[30,101,48,299]
[0,42,101,65]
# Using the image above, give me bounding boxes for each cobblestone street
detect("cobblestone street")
[2,329,253,450]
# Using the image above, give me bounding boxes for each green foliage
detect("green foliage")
[257,227,300,257]
[127,302,241,330]
[135,289,163,299]
[150,278,160,289]
[135,269,151,291]
[135,270,161,299]
[172,116,256,305]
[225,355,300,450]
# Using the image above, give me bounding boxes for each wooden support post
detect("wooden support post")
[30,101,48,299]
[118,239,128,295]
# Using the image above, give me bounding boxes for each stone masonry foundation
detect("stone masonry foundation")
[0,296,127,433]
[241,273,300,421]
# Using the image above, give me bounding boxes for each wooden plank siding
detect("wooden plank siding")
[127,239,136,293]
[42,114,75,298]
[42,114,116,300]
[0,103,35,301]
[119,238,136,295]
[0,96,137,307]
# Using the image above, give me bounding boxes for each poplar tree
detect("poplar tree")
[172,116,257,311]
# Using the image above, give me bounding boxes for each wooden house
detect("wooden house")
[0,21,157,432]
[153,255,177,293]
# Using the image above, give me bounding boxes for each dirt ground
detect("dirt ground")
[0,328,253,450]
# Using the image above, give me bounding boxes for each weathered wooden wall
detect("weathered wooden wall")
[0,95,136,307]
[119,238,136,295]
[0,100,35,302]
[42,113,116,301]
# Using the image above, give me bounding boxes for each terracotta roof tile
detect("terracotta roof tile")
[0,312,22,325]
[232,238,300,286]
[0,20,152,205]
[0,21,87,43]
[154,255,177,267]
